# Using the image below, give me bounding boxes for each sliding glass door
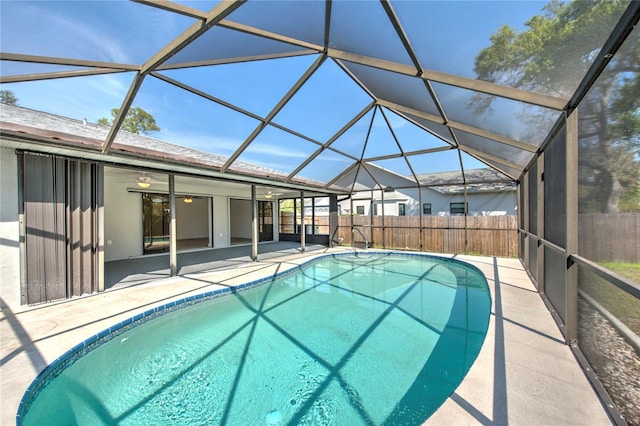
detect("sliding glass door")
[142,193,169,254]
[259,200,273,241]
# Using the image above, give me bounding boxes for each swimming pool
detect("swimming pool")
[18,252,491,425]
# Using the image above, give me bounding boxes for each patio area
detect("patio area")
[105,241,331,289]
[1,247,612,425]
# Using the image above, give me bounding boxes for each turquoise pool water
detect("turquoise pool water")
[19,253,491,425]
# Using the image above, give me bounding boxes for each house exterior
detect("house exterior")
[337,166,516,217]
[0,105,515,310]
[0,105,341,309]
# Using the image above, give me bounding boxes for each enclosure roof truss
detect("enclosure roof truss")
[1,0,637,194]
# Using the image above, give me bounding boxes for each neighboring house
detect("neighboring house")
[337,166,516,217]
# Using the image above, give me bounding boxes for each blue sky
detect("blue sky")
[0,0,550,180]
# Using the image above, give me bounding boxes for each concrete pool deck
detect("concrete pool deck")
[1,247,612,425]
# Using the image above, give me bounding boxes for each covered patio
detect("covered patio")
[105,241,329,290]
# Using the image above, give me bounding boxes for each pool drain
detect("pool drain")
[265,409,283,425]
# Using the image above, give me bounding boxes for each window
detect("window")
[373,203,378,216]
[356,205,365,215]
[399,203,406,216]
[450,202,468,214]
[422,203,432,215]
[278,198,295,234]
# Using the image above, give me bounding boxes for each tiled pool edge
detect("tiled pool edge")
[16,250,486,424]
[15,261,306,424]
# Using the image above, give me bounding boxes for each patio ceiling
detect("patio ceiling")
[0,0,635,193]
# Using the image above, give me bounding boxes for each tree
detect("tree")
[98,107,160,135]
[473,0,639,212]
[0,90,18,105]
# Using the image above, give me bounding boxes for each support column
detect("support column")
[537,152,545,294]
[300,192,305,253]
[169,174,177,277]
[208,198,213,248]
[251,185,258,261]
[565,109,578,345]
[329,195,338,247]
[96,164,105,292]
[380,189,385,249]
[350,196,354,246]
[418,187,423,252]
[565,110,579,344]
[517,183,523,259]
[522,167,530,268]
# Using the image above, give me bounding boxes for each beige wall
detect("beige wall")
[104,172,144,261]
[230,198,252,240]
[103,169,257,260]
[0,148,20,308]
[175,196,209,241]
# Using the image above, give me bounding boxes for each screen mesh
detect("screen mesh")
[544,125,567,248]
[544,247,566,322]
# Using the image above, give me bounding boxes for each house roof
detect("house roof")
[0,103,345,193]
[1,1,637,196]
[417,169,516,194]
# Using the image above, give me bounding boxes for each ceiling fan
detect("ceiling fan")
[264,190,283,199]
[177,195,204,203]
[113,171,163,188]
[130,171,165,188]
[136,172,152,188]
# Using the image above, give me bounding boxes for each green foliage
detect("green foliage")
[598,261,640,284]
[98,107,160,134]
[475,1,628,97]
[619,182,640,212]
[580,263,640,335]
[474,0,639,213]
[0,89,18,105]
[279,199,295,213]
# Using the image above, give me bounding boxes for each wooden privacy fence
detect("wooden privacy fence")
[579,213,640,263]
[280,211,639,261]
[279,212,329,234]
[337,215,518,257]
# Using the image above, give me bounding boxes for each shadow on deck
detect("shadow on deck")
[105,242,330,291]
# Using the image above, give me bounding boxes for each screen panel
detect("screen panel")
[342,61,441,118]
[544,125,567,248]
[578,264,640,424]
[330,1,414,65]
[577,22,639,268]
[545,246,566,322]
[528,162,538,235]
[528,237,538,282]
[1,1,195,63]
[227,0,325,46]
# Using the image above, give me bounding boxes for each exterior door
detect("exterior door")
[142,193,170,254]
[259,200,273,242]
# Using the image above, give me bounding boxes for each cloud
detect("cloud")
[50,15,132,64]
[3,2,133,64]
[157,129,243,157]
[3,73,133,122]
[244,143,312,159]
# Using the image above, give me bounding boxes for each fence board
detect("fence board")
[579,214,639,263]
[337,215,518,257]
[332,214,638,261]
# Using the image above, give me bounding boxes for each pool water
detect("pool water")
[20,253,491,425]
